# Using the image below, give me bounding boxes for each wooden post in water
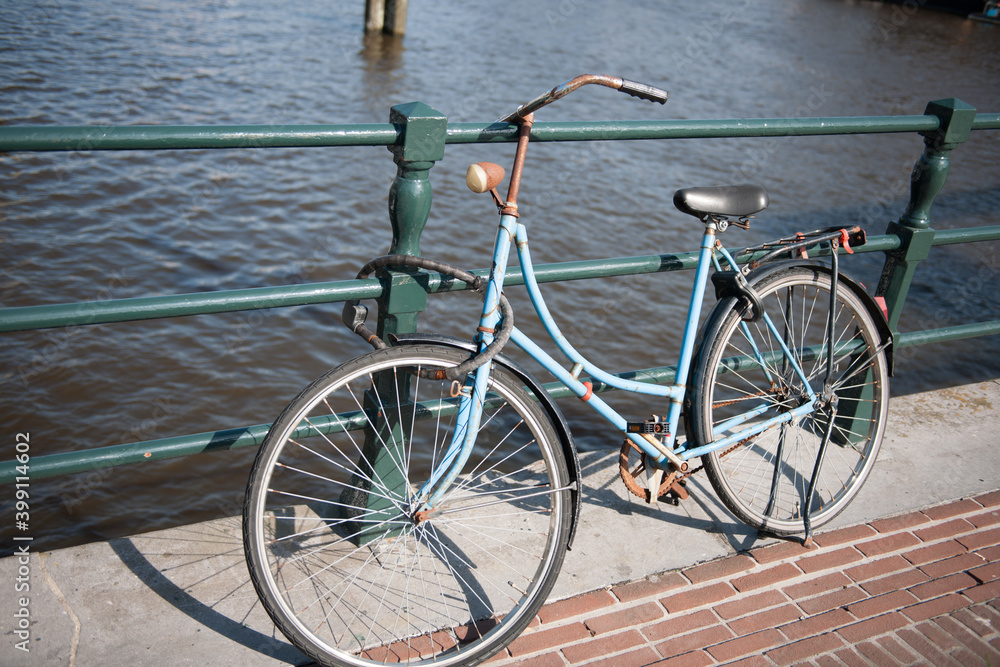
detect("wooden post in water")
[384,0,408,35]
[364,0,385,32]
[365,0,408,36]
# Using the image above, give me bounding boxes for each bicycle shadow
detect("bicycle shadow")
[108,517,310,666]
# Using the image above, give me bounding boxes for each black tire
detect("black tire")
[691,266,889,535]
[244,344,571,667]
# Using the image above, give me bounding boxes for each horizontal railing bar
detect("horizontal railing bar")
[973,113,1000,130]
[5,223,991,334]
[9,112,995,155]
[2,223,994,334]
[931,225,1000,246]
[0,231,905,332]
[448,115,942,144]
[11,112,1000,153]
[0,252,703,332]
[0,124,400,152]
[8,320,997,484]
[0,424,271,484]
[0,278,383,333]
[896,321,1000,347]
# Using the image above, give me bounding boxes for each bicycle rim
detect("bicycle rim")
[695,267,888,534]
[244,345,570,666]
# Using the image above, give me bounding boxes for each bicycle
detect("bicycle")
[243,74,893,667]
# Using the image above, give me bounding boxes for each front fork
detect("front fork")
[414,116,535,516]
[414,214,519,511]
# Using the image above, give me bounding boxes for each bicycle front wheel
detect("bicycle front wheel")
[244,344,571,667]
[691,266,889,535]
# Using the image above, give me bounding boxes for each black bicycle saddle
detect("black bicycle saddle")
[673,184,769,220]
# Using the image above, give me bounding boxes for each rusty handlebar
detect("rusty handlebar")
[498,74,668,123]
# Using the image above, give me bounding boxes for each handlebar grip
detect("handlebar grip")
[619,79,669,105]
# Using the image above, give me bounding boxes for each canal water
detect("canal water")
[2,0,999,552]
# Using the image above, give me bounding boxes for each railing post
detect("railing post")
[376,101,447,342]
[343,101,446,544]
[876,98,976,332]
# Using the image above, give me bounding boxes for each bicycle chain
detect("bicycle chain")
[674,436,751,483]
[618,435,754,502]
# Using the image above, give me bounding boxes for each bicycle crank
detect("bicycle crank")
[618,439,692,505]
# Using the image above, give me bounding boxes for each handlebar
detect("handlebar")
[619,79,670,104]
[498,74,668,123]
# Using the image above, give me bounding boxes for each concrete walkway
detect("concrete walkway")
[1,379,999,666]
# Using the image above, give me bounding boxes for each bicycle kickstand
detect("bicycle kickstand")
[801,401,837,548]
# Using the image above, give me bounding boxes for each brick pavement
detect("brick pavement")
[485,490,1000,666]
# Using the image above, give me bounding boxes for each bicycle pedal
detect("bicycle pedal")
[668,478,689,503]
[656,473,690,506]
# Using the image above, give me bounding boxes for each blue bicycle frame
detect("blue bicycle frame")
[417,211,819,509]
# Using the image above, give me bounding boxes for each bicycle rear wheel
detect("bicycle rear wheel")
[244,344,571,667]
[691,266,889,535]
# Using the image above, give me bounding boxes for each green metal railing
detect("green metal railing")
[2,98,999,484]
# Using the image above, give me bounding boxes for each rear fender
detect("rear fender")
[703,259,894,375]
